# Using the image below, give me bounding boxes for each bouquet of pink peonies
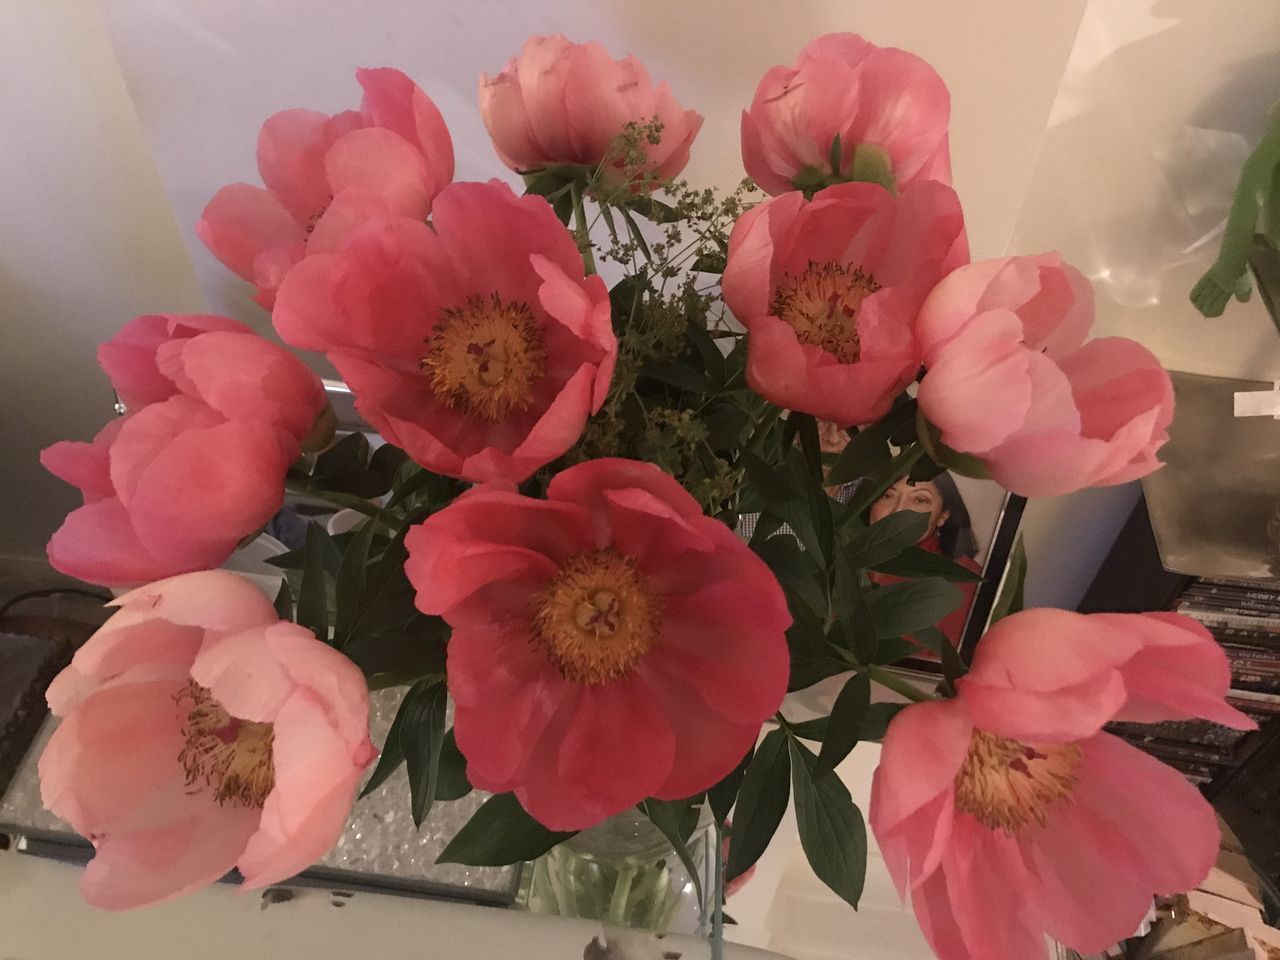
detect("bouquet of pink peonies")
[37,31,1253,960]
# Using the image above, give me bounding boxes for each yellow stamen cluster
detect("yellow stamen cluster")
[770,260,880,363]
[953,730,1082,834]
[422,294,547,423]
[532,550,661,684]
[177,681,275,809]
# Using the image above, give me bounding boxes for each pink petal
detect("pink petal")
[80,804,259,910]
[1100,612,1256,730]
[870,699,972,836]
[108,396,224,508]
[1071,732,1220,895]
[356,66,454,185]
[513,35,577,163]
[111,569,278,634]
[478,68,542,170]
[256,108,339,223]
[126,420,289,567]
[303,188,397,255]
[45,499,175,587]
[235,691,368,889]
[917,309,1031,454]
[549,457,704,521]
[722,193,805,323]
[41,437,115,503]
[324,127,437,216]
[196,183,304,283]
[271,253,345,352]
[188,625,296,725]
[263,622,372,752]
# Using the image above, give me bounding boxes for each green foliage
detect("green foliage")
[437,794,576,867]
[789,737,868,909]
[725,729,791,882]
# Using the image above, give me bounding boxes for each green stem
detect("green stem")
[570,180,598,276]
[284,480,395,530]
[606,864,637,925]
[711,820,725,960]
[865,665,934,703]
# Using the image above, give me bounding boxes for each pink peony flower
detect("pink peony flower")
[722,180,967,426]
[403,458,791,830]
[870,609,1254,960]
[915,254,1175,497]
[39,571,376,910]
[479,34,703,184]
[742,33,952,196]
[42,315,326,586]
[273,180,617,485]
[198,68,454,307]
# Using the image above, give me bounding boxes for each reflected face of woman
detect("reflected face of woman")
[868,478,950,541]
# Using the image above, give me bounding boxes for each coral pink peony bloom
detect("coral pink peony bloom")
[42,315,326,586]
[916,254,1174,497]
[198,68,454,307]
[742,33,952,196]
[722,180,967,426]
[870,609,1254,960]
[404,458,791,830]
[39,571,376,910]
[273,180,616,484]
[479,34,702,184]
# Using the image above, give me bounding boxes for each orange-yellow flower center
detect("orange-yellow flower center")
[422,294,547,423]
[770,260,880,363]
[177,681,275,808]
[532,550,661,685]
[953,730,1082,834]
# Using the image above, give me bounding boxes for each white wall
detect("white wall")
[0,0,206,577]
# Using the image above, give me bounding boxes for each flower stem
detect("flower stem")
[864,665,935,703]
[570,180,598,276]
[606,864,637,925]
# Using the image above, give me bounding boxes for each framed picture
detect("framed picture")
[870,470,1025,679]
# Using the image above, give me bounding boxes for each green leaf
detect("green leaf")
[844,443,925,518]
[870,546,984,583]
[639,360,718,394]
[705,406,749,450]
[272,579,294,621]
[739,449,792,507]
[825,401,917,487]
[915,626,967,685]
[626,195,681,223]
[843,511,930,570]
[691,252,727,274]
[789,738,868,909]
[296,522,331,642]
[794,414,823,484]
[828,132,843,175]
[752,534,827,620]
[685,321,727,386]
[618,204,652,262]
[334,518,377,644]
[869,637,919,666]
[788,702,905,744]
[359,689,410,799]
[864,578,963,640]
[400,678,448,827]
[639,797,705,909]
[708,748,753,824]
[436,729,472,803]
[916,412,991,480]
[988,535,1027,625]
[726,729,791,882]
[814,673,870,780]
[437,793,576,867]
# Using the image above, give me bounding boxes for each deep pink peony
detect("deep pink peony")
[273,180,616,484]
[42,315,326,586]
[915,254,1175,497]
[403,458,791,830]
[742,33,952,196]
[479,34,703,184]
[39,571,376,910]
[870,609,1254,960]
[198,68,454,307]
[722,180,967,426]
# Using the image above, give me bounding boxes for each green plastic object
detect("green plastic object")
[1190,108,1280,334]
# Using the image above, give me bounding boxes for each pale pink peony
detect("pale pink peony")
[198,68,454,307]
[870,609,1254,960]
[273,180,616,485]
[915,254,1174,497]
[479,34,702,183]
[403,458,791,831]
[42,315,326,586]
[742,33,952,196]
[39,571,376,910]
[722,180,967,426]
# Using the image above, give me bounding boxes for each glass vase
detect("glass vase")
[522,807,713,935]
